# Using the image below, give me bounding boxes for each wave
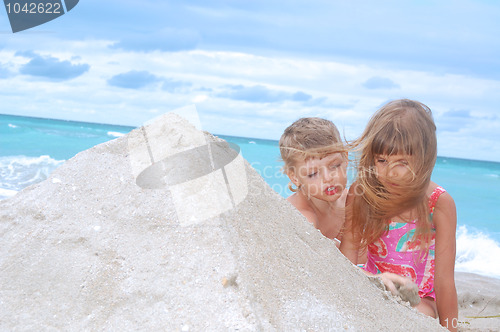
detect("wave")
[0,187,18,200]
[107,131,126,138]
[455,225,500,279]
[0,155,65,200]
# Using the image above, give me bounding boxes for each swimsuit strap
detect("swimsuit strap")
[428,186,446,212]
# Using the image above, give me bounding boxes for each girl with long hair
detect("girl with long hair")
[340,99,458,331]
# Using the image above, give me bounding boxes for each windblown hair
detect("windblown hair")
[279,117,346,191]
[350,99,437,251]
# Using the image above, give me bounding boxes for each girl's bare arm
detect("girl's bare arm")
[339,184,359,264]
[433,191,458,331]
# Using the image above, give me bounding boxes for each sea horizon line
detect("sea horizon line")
[3,112,499,165]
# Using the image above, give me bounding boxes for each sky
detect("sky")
[1,0,500,162]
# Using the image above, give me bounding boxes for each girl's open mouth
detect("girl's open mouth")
[325,186,338,195]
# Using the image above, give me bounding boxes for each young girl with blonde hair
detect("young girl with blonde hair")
[340,99,458,331]
[280,117,348,246]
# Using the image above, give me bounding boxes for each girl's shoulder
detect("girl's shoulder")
[427,181,456,215]
[427,182,457,237]
[427,181,450,200]
[287,193,318,223]
[426,181,442,195]
[427,182,445,208]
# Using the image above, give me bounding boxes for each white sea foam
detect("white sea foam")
[0,155,65,200]
[108,131,125,138]
[455,225,500,279]
[8,123,17,128]
[0,187,18,200]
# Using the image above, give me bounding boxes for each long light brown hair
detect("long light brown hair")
[350,99,437,250]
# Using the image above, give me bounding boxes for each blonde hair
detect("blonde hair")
[279,117,346,191]
[350,99,437,250]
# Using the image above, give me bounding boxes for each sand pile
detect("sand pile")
[0,111,445,331]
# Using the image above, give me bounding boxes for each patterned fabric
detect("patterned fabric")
[363,186,446,299]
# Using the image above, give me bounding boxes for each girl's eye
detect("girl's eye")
[400,160,409,165]
[376,158,387,164]
[329,163,341,169]
[307,172,318,178]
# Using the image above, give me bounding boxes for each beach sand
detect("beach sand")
[0,112,498,331]
[456,272,500,331]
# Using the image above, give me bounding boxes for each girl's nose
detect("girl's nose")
[324,169,336,182]
[388,165,399,178]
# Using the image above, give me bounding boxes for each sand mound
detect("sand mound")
[0,111,444,331]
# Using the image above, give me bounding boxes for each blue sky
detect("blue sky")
[1,0,500,162]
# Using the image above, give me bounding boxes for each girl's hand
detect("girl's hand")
[379,272,409,294]
[378,272,420,306]
[335,188,348,210]
[330,188,348,237]
[331,188,348,219]
[339,185,359,263]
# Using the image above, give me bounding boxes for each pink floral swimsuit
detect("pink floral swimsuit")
[363,186,446,299]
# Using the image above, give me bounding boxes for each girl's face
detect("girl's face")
[288,153,347,201]
[373,154,414,187]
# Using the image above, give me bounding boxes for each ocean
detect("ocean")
[2,114,500,279]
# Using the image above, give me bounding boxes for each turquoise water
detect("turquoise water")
[433,157,500,239]
[0,114,133,160]
[1,114,500,278]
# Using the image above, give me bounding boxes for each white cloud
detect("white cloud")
[1,30,500,161]
[192,95,208,103]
